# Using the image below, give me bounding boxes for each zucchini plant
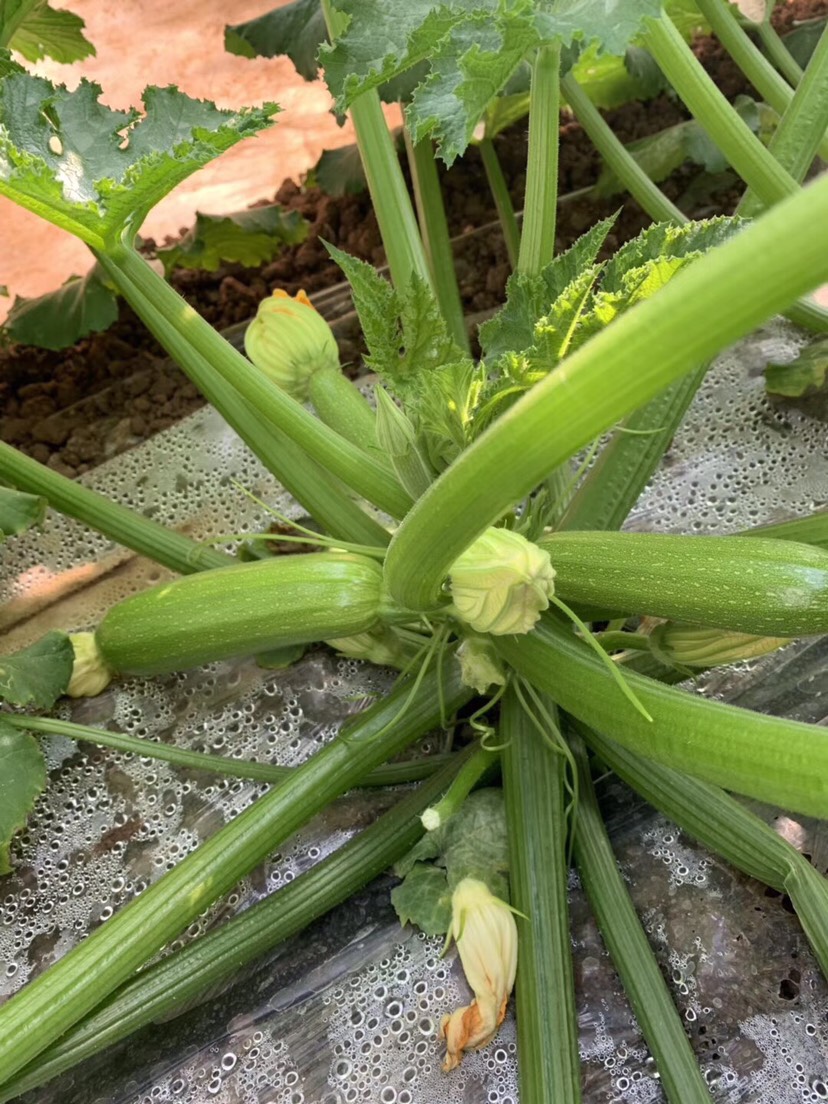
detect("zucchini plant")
[2,1,828,1100]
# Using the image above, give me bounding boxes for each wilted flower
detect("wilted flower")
[244,288,340,400]
[651,622,790,667]
[449,527,556,635]
[456,634,506,694]
[439,878,518,1071]
[66,632,113,697]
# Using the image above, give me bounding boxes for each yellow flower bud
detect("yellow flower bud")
[651,622,790,667]
[244,289,340,401]
[439,878,518,1071]
[449,528,556,635]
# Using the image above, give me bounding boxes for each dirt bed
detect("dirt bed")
[1,0,826,477]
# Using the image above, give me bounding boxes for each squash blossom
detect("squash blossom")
[66,632,113,697]
[440,878,518,1072]
[449,527,556,635]
[244,289,340,400]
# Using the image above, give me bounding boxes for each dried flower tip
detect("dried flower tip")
[440,878,518,1071]
[449,527,555,635]
[66,632,113,697]
[456,634,506,694]
[244,288,339,401]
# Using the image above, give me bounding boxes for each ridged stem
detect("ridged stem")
[568,732,713,1104]
[0,655,472,1085]
[757,19,806,87]
[0,440,231,574]
[501,686,581,1104]
[403,130,469,351]
[479,137,520,268]
[0,749,475,1101]
[518,43,561,274]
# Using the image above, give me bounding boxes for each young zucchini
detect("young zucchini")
[540,531,828,637]
[94,552,384,677]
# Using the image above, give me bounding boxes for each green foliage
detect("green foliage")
[0,721,46,875]
[225,0,327,81]
[312,142,368,195]
[0,632,74,709]
[2,264,118,349]
[156,206,308,274]
[0,486,45,538]
[0,67,278,249]
[322,0,665,163]
[0,0,93,63]
[765,337,828,397]
[391,788,510,934]
[778,17,827,69]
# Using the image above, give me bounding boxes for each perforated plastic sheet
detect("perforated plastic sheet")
[2,319,828,1103]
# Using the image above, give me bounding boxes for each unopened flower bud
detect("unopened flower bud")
[439,878,518,1071]
[66,633,113,697]
[449,528,556,635]
[244,289,339,401]
[651,622,790,668]
[326,626,408,669]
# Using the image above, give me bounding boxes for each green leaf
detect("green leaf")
[0,485,45,537]
[778,17,827,70]
[390,861,452,934]
[479,216,616,359]
[312,142,367,196]
[156,206,308,274]
[0,70,279,249]
[391,788,510,935]
[323,0,664,164]
[0,631,74,708]
[2,263,118,349]
[224,0,327,81]
[765,338,828,398]
[599,216,740,292]
[0,720,46,875]
[0,0,93,63]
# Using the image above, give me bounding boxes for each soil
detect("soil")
[2,0,826,477]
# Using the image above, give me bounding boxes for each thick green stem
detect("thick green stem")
[479,137,520,268]
[561,72,686,224]
[743,509,828,549]
[518,43,561,274]
[501,686,581,1104]
[95,254,389,548]
[757,19,806,87]
[740,17,828,215]
[643,14,798,206]
[577,723,828,980]
[0,750,474,1101]
[5,713,455,788]
[403,129,469,351]
[568,732,713,1104]
[0,440,230,574]
[0,656,472,1085]
[103,244,411,521]
[497,615,828,817]
[383,172,828,610]
[320,0,431,294]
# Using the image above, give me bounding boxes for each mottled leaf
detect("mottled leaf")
[0,631,74,708]
[225,0,327,81]
[3,263,118,349]
[0,720,46,875]
[157,206,308,274]
[390,862,452,934]
[765,338,828,398]
[1,0,93,63]
[0,485,45,538]
[0,70,278,248]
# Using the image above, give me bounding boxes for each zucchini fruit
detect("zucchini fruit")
[540,531,828,637]
[95,552,384,676]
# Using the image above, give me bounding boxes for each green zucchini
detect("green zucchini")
[540,531,828,637]
[95,552,384,676]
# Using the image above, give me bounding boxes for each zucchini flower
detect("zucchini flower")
[456,634,506,694]
[449,527,556,635]
[66,632,113,697]
[439,878,518,1071]
[244,289,339,401]
[651,622,791,668]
